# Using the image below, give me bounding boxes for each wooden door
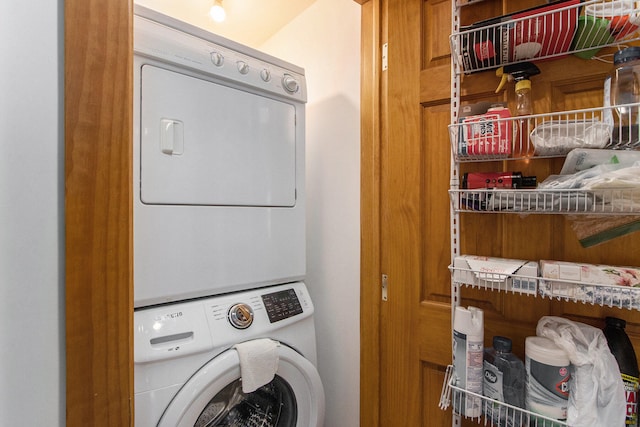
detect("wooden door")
[361,0,640,425]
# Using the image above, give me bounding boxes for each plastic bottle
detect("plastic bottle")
[525,336,571,426]
[453,306,484,418]
[483,336,526,427]
[495,62,540,157]
[606,47,640,148]
[603,316,639,427]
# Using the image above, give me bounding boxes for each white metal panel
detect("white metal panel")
[132,9,307,307]
[140,65,297,207]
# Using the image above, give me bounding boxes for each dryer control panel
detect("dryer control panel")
[134,13,307,103]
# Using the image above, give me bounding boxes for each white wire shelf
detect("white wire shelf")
[440,365,569,427]
[449,187,640,214]
[450,104,640,163]
[451,0,640,75]
[450,264,640,310]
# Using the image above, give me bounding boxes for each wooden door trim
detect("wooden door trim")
[360,0,382,425]
[65,0,133,424]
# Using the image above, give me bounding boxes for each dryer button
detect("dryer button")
[228,303,254,329]
[236,60,250,75]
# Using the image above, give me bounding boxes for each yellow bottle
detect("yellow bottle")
[495,63,540,157]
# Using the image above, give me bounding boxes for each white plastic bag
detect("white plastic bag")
[537,316,625,427]
[530,120,611,156]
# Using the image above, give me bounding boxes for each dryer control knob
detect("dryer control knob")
[282,74,299,93]
[210,51,224,67]
[260,68,271,82]
[228,303,254,329]
[237,60,250,75]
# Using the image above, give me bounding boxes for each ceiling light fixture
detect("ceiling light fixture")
[209,0,226,23]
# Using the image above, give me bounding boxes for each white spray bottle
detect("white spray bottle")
[453,305,484,418]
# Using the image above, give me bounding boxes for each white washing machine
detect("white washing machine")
[133,6,307,307]
[134,281,324,426]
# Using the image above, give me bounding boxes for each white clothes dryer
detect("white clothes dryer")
[133,6,307,307]
[134,282,324,427]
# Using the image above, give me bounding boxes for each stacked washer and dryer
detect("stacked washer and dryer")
[132,6,325,426]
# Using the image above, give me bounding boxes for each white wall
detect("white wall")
[0,1,64,426]
[260,1,361,426]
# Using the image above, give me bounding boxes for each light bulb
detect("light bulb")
[209,1,226,22]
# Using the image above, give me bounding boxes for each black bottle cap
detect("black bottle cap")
[520,176,537,188]
[493,336,512,352]
[461,173,469,189]
[606,316,627,329]
[614,47,640,65]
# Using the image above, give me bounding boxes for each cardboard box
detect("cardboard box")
[459,0,580,73]
[540,260,640,308]
[453,255,538,294]
[541,260,640,287]
[458,103,512,158]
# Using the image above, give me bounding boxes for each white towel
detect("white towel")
[233,338,280,393]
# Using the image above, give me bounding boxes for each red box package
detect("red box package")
[460,0,581,72]
[458,107,512,157]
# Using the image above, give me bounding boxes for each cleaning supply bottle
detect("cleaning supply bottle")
[603,316,639,427]
[483,336,526,427]
[525,336,571,425]
[453,306,484,418]
[496,62,541,157]
[605,47,640,148]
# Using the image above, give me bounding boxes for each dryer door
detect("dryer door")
[158,344,324,427]
[140,65,297,207]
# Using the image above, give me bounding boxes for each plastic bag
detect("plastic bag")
[537,316,625,427]
[530,120,611,156]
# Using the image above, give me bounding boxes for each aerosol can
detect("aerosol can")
[453,306,484,418]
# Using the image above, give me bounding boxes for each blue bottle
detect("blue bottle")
[483,336,526,427]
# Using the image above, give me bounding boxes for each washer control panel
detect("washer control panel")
[228,303,254,329]
[134,282,313,363]
[261,288,304,323]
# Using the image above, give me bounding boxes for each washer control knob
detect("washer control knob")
[260,68,271,82]
[237,60,250,75]
[282,74,299,93]
[210,52,224,67]
[228,303,254,329]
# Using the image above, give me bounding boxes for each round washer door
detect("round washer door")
[157,344,325,427]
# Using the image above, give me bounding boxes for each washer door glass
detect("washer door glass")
[157,345,324,427]
[195,375,296,427]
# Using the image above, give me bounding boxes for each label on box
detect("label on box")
[466,257,524,282]
[509,1,579,62]
[459,0,580,72]
[458,108,512,157]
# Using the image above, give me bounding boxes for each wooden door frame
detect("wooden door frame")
[65,0,133,424]
[359,0,382,426]
[359,0,426,424]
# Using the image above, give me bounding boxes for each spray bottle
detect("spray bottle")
[495,62,541,157]
[453,306,484,418]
